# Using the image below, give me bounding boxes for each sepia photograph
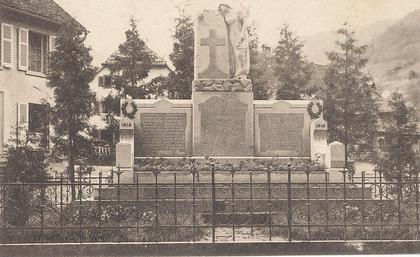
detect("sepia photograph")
[0,0,419,256]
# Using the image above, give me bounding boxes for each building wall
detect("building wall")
[0,91,3,148]
[90,65,171,102]
[0,14,55,147]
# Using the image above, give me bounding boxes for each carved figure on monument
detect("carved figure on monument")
[218,4,250,79]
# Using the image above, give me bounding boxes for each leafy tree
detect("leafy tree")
[47,21,96,200]
[375,91,418,179]
[248,22,272,100]
[323,23,380,166]
[108,17,153,98]
[166,7,194,99]
[273,24,314,100]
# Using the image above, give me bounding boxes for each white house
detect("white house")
[89,45,172,146]
[0,0,82,150]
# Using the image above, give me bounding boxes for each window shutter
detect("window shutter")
[18,28,28,71]
[49,35,57,52]
[42,36,48,74]
[17,102,29,126]
[98,76,104,87]
[1,23,12,67]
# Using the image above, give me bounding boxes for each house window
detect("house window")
[28,103,48,133]
[18,103,48,147]
[28,31,47,73]
[99,75,113,88]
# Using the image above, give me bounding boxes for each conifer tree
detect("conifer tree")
[323,23,380,166]
[109,17,153,98]
[248,22,272,100]
[166,7,194,99]
[376,91,418,179]
[274,24,314,100]
[47,21,96,200]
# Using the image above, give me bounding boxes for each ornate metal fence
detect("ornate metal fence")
[0,163,419,243]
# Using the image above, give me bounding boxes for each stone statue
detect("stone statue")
[218,4,250,79]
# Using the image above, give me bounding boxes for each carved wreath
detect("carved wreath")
[121,101,137,119]
[307,101,323,119]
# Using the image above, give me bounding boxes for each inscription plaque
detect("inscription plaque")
[259,113,304,155]
[116,143,132,168]
[199,96,248,155]
[140,113,187,156]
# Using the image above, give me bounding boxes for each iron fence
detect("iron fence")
[0,163,419,243]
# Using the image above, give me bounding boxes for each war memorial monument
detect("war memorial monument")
[115,5,345,181]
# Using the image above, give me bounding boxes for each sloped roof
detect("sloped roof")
[104,44,167,67]
[0,0,77,24]
[99,43,172,75]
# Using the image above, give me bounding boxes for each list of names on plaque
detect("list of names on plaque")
[140,113,187,155]
[259,113,304,154]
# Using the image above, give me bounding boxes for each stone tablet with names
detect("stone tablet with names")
[199,96,248,155]
[139,113,187,156]
[259,113,304,156]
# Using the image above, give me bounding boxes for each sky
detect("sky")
[55,0,420,67]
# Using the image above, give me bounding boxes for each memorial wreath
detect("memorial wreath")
[307,101,323,119]
[121,101,137,119]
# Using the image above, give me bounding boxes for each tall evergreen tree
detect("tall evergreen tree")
[274,24,314,100]
[248,22,272,100]
[323,23,380,166]
[108,17,153,98]
[376,91,418,179]
[47,21,96,200]
[166,7,194,99]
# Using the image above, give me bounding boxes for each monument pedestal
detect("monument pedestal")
[115,117,135,182]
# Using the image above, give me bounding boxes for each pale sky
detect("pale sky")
[55,0,420,67]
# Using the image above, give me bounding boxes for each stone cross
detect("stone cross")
[194,10,230,79]
[200,29,225,73]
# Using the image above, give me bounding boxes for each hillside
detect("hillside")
[365,10,420,118]
[303,19,395,65]
[303,13,420,119]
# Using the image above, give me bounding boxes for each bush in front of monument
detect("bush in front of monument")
[267,199,419,240]
[1,200,206,243]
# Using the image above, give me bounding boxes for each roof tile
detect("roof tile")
[0,0,75,22]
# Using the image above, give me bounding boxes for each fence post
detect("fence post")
[174,172,177,230]
[249,170,254,236]
[397,167,402,234]
[378,168,384,240]
[116,166,122,242]
[342,167,348,240]
[60,174,63,234]
[267,164,272,241]
[1,171,5,243]
[324,171,329,237]
[78,168,83,243]
[361,171,366,239]
[40,181,45,242]
[374,169,377,198]
[230,164,236,242]
[415,168,419,240]
[305,162,311,241]
[153,166,160,242]
[191,164,197,242]
[98,171,102,230]
[210,160,216,243]
[136,173,140,237]
[287,162,292,242]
